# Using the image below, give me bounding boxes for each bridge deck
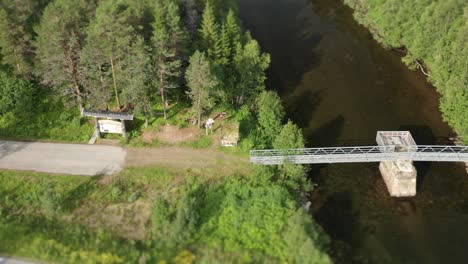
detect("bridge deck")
[250,145,468,165]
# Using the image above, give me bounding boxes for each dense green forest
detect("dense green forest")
[344,0,468,142]
[0,0,332,263]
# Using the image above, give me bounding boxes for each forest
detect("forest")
[0,0,270,137]
[0,0,332,263]
[345,0,468,142]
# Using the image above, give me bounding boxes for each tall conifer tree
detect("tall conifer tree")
[185,51,218,128]
[198,1,219,60]
[35,0,97,109]
[0,0,48,77]
[82,0,137,109]
[151,0,187,123]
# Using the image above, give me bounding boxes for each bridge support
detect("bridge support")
[376,131,418,197]
[379,160,416,197]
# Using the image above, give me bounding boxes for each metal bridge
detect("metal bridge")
[250,145,468,165]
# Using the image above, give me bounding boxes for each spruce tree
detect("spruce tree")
[198,1,219,60]
[215,23,230,66]
[225,8,241,60]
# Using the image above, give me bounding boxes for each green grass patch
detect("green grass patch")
[0,99,93,143]
[0,165,331,263]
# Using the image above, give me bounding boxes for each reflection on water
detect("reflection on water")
[239,0,468,263]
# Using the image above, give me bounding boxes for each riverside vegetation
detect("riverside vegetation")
[344,0,468,142]
[0,0,331,263]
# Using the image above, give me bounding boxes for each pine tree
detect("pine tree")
[151,0,187,123]
[185,51,218,128]
[0,0,48,77]
[82,0,137,109]
[122,37,152,127]
[35,0,97,109]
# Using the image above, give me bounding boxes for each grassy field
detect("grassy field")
[0,160,331,263]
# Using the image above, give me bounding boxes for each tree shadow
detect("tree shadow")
[285,89,322,129]
[61,176,102,212]
[315,190,365,261]
[306,115,345,147]
[238,0,323,93]
[0,141,29,159]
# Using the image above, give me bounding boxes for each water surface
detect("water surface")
[238,0,468,263]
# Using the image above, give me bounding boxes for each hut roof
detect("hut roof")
[81,108,134,120]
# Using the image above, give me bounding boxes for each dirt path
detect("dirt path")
[125,146,249,171]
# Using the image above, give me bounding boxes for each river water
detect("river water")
[238,0,468,263]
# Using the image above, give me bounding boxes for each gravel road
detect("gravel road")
[0,140,126,176]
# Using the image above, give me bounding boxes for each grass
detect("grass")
[0,160,331,263]
[0,166,249,262]
[0,98,93,143]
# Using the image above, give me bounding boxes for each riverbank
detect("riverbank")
[343,0,467,143]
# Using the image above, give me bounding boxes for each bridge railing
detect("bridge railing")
[415,145,468,153]
[250,146,397,165]
[250,145,468,165]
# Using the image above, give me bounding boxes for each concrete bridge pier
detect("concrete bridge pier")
[379,160,417,197]
[377,131,418,197]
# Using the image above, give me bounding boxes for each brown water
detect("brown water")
[238,0,468,263]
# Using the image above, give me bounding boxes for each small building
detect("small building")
[81,109,134,143]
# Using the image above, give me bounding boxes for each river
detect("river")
[238,0,468,263]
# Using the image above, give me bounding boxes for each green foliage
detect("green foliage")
[232,38,270,105]
[181,135,213,149]
[197,179,330,262]
[0,0,48,76]
[0,75,93,142]
[185,51,218,127]
[34,0,97,107]
[345,0,468,141]
[0,161,331,263]
[151,0,187,123]
[199,1,219,60]
[273,120,305,150]
[0,70,35,115]
[81,0,141,109]
[199,181,295,254]
[279,210,332,264]
[255,91,285,148]
[38,181,62,219]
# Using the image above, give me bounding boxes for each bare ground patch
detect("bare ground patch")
[142,125,200,145]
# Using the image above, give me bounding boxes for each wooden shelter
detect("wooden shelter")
[81,109,134,140]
